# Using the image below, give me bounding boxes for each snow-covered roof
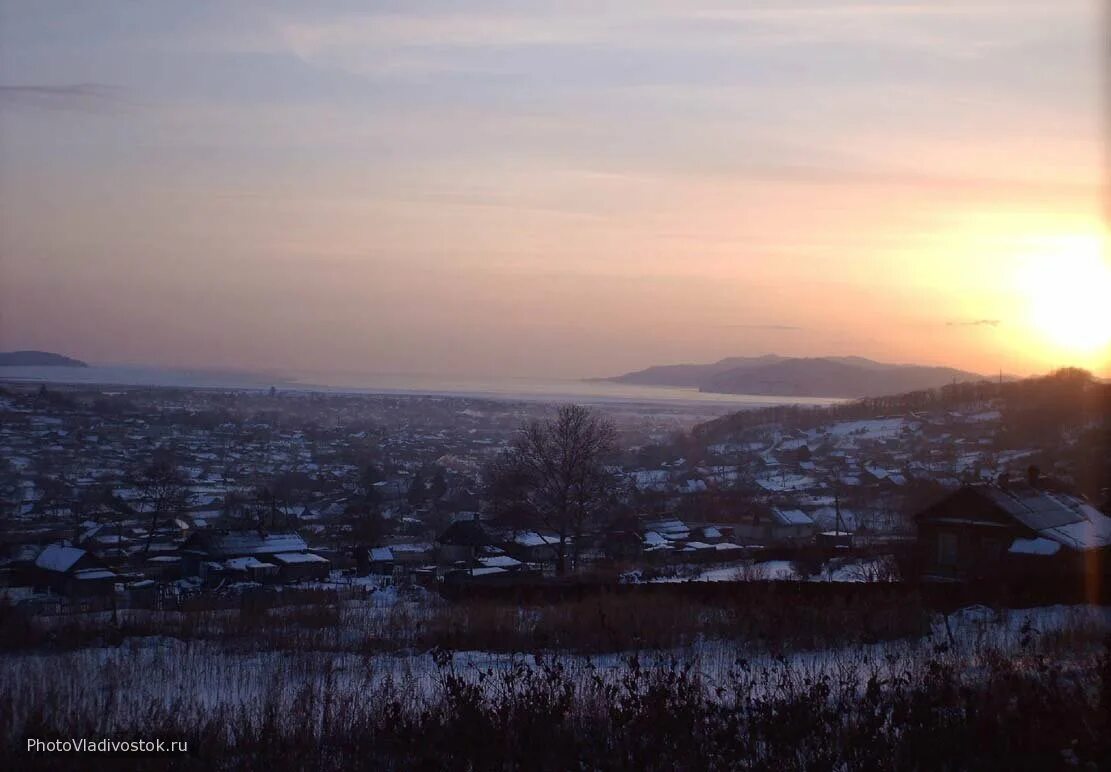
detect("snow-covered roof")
[71,568,116,581]
[513,531,560,548]
[982,487,1084,531]
[1008,537,1061,556]
[756,474,816,493]
[470,566,508,577]
[643,518,689,538]
[198,532,309,558]
[369,547,394,562]
[225,557,277,571]
[389,542,431,554]
[681,541,714,551]
[979,487,1111,551]
[942,486,1111,552]
[479,555,523,569]
[771,508,815,527]
[272,552,330,565]
[811,506,858,532]
[34,544,86,573]
[1038,504,1111,552]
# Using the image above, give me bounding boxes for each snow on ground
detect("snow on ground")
[3,604,1107,733]
[817,418,907,443]
[755,474,816,492]
[628,557,896,584]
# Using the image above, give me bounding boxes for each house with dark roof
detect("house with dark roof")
[914,482,1111,584]
[435,518,494,565]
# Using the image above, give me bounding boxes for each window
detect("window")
[982,538,1003,561]
[937,532,959,567]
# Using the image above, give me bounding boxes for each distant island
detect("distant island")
[597,355,987,398]
[0,350,88,367]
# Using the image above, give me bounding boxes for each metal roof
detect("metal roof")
[981,487,1084,531]
[191,531,309,558]
[34,544,87,573]
[771,508,815,527]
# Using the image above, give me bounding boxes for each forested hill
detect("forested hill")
[602,355,984,398]
[692,368,1109,445]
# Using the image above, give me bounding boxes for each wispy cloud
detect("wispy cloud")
[0,84,130,113]
[947,319,1001,327]
[259,0,1070,81]
[724,324,804,331]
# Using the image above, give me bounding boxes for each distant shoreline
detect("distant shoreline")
[0,365,844,411]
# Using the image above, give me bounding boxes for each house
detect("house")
[32,544,117,598]
[224,557,280,582]
[505,531,563,564]
[914,482,1111,583]
[602,515,645,561]
[144,555,181,580]
[387,542,433,567]
[477,553,525,571]
[355,545,395,576]
[691,525,732,544]
[272,552,330,582]
[435,519,494,565]
[643,518,690,542]
[180,530,328,580]
[734,508,816,546]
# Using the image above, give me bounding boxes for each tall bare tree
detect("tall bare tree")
[484,404,619,574]
[134,460,192,554]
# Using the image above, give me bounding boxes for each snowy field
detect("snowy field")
[2,602,1107,740]
[811,417,912,444]
[624,556,898,583]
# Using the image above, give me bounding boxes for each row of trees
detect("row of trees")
[694,367,1107,446]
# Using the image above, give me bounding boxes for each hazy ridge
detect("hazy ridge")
[602,355,986,398]
[0,350,87,367]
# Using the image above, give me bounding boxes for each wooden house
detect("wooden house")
[733,507,816,546]
[32,544,117,598]
[180,530,329,581]
[914,483,1111,584]
[435,519,495,565]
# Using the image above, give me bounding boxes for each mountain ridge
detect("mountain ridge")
[599,355,987,398]
[0,350,88,367]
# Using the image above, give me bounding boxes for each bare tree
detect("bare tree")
[133,460,192,554]
[484,404,619,574]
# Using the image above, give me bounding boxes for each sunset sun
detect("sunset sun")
[1016,234,1111,365]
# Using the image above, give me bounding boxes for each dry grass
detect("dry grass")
[1,585,931,656]
[1,616,1108,770]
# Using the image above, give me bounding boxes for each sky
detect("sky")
[1,1,1108,379]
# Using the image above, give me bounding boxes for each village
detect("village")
[1,369,1107,613]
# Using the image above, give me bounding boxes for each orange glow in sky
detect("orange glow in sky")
[0,2,1107,379]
